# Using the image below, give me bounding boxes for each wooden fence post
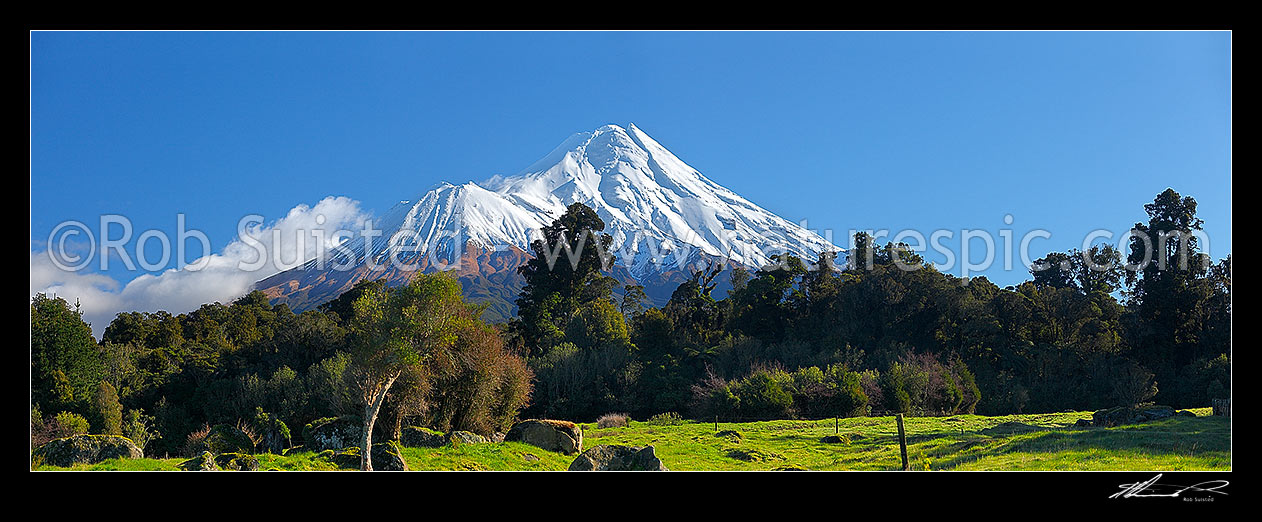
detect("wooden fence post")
[1212,398,1231,417]
[896,413,909,471]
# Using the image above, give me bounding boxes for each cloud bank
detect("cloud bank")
[30,196,370,337]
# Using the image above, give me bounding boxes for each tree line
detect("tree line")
[506,188,1229,422]
[30,187,1230,460]
[31,275,530,468]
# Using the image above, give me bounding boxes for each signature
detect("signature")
[1111,474,1229,499]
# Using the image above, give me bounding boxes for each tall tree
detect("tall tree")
[345,273,471,470]
[1031,252,1076,290]
[1124,188,1214,398]
[619,284,649,321]
[514,203,618,355]
[31,294,103,415]
[1072,244,1124,295]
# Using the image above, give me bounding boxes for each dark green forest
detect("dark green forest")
[30,188,1230,457]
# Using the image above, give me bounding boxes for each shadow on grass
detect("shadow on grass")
[978,422,1053,437]
[925,416,1230,470]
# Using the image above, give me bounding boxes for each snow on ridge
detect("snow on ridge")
[375,123,840,274]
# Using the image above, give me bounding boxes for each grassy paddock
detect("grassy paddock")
[34,408,1228,471]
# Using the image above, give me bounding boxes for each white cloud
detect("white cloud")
[30,196,370,338]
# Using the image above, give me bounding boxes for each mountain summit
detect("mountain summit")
[257,124,841,319]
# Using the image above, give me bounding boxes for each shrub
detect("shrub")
[250,408,291,453]
[184,422,255,455]
[828,364,869,418]
[952,361,981,414]
[879,363,913,414]
[121,409,160,451]
[185,424,212,455]
[1112,360,1158,406]
[596,413,630,428]
[30,406,85,446]
[564,299,630,350]
[424,318,534,435]
[646,412,684,426]
[52,411,91,438]
[876,353,982,416]
[305,353,354,420]
[236,419,262,448]
[31,406,50,447]
[689,371,740,420]
[152,396,193,457]
[732,369,794,420]
[491,351,534,431]
[859,369,883,414]
[530,341,636,421]
[789,364,869,419]
[91,381,123,435]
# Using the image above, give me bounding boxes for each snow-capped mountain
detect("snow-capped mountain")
[257,123,841,320]
[485,123,837,275]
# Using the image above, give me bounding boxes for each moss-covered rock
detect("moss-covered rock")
[176,451,258,471]
[33,434,143,467]
[178,451,220,471]
[327,441,408,471]
[400,426,445,448]
[215,452,261,471]
[446,430,489,445]
[303,416,362,451]
[569,444,668,471]
[505,419,582,455]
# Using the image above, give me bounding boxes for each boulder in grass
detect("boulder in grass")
[505,419,583,455]
[446,430,489,445]
[400,426,445,448]
[33,434,143,467]
[215,453,260,471]
[568,445,668,471]
[303,416,362,451]
[179,451,220,471]
[820,434,849,444]
[1137,404,1177,421]
[329,441,408,471]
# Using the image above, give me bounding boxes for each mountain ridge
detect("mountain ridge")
[256,123,842,320]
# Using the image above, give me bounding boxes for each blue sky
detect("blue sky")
[31,31,1231,321]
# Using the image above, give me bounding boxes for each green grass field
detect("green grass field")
[35,408,1229,471]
